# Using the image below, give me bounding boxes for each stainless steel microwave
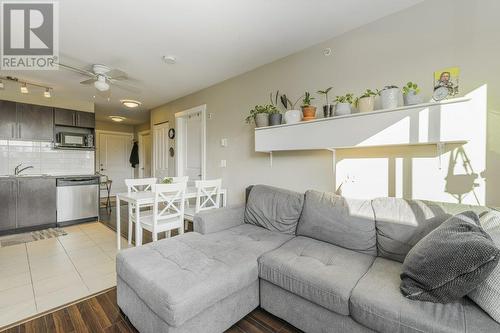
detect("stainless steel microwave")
[56,132,93,148]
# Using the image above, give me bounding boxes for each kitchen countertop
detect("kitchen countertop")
[0,174,100,179]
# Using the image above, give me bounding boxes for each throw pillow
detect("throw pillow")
[468,211,500,323]
[400,211,500,303]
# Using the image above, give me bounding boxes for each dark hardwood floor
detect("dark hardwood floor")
[4,288,301,333]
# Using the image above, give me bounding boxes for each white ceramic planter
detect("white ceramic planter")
[380,88,400,109]
[403,91,423,106]
[255,113,269,127]
[284,110,302,124]
[357,96,375,113]
[335,102,351,116]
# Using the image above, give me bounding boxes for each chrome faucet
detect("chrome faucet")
[14,163,34,175]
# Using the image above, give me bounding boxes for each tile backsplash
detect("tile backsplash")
[0,140,95,175]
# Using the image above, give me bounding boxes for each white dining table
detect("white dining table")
[115,187,227,249]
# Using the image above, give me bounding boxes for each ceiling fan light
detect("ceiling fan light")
[44,88,51,98]
[20,83,28,94]
[120,99,141,108]
[94,75,109,91]
[109,116,126,122]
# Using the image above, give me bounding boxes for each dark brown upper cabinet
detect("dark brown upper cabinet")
[54,108,95,128]
[0,100,17,139]
[17,103,54,141]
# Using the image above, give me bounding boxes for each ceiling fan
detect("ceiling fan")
[58,63,139,98]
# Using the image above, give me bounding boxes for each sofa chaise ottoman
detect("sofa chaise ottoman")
[117,185,500,333]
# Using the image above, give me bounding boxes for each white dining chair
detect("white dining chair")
[124,178,157,245]
[137,182,187,244]
[184,179,222,230]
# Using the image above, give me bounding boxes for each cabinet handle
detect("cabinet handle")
[11,124,14,138]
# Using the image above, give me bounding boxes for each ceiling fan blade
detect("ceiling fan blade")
[109,79,141,93]
[58,63,96,77]
[80,78,97,85]
[105,69,127,80]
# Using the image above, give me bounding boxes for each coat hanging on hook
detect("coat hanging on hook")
[129,141,139,168]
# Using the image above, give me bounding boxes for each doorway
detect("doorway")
[153,122,169,180]
[175,105,206,182]
[96,131,134,194]
[138,130,152,178]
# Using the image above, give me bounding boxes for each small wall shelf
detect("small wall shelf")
[255,97,471,154]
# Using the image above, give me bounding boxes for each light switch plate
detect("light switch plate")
[220,159,227,168]
[220,138,228,147]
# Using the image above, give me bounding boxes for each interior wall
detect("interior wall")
[151,0,500,207]
[95,121,134,133]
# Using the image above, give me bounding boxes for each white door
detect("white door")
[153,122,169,180]
[175,105,206,181]
[97,131,134,194]
[138,131,152,178]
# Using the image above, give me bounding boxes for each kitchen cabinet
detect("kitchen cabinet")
[75,111,95,128]
[17,103,54,140]
[55,108,95,128]
[0,100,17,139]
[17,178,56,228]
[0,179,17,231]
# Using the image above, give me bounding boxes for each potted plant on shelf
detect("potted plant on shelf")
[334,93,354,116]
[317,87,333,118]
[356,89,379,113]
[280,93,303,124]
[268,91,283,126]
[380,85,400,109]
[301,92,316,121]
[402,82,423,106]
[245,105,274,127]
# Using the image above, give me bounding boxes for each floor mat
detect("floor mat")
[0,227,67,247]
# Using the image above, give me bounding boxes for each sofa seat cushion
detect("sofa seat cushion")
[258,236,375,316]
[117,225,293,327]
[350,257,500,333]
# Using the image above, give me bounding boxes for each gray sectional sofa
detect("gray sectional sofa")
[116,185,500,333]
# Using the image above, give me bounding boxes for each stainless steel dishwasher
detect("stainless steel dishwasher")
[56,177,99,224]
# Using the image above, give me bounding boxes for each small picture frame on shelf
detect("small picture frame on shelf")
[433,67,460,101]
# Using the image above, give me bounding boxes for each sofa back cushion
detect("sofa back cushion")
[296,190,377,256]
[244,185,304,235]
[372,197,491,263]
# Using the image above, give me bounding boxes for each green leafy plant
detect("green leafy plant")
[161,177,173,184]
[355,89,380,106]
[317,87,333,105]
[302,92,315,107]
[280,94,303,110]
[245,104,276,124]
[334,93,354,104]
[402,82,420,95]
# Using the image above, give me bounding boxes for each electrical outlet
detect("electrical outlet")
[220,160,227,168]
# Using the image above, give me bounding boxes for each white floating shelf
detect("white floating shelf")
[255,97,471,153]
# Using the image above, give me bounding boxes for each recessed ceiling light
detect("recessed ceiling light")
[20,83,28,94]
[44,88,51,98]
[109,116,126,122]
[162,55,176,64]
[121,99,142,108]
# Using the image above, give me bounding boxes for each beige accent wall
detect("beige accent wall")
[95,121,134,133]
[151,0,500,206]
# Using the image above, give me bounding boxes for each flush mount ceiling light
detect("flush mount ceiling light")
[0,80,4,89]
[20,83,28,94]
[109,116,126,122]
[161,55,176,64]
[121,99,141,108]
[44,88,51,98]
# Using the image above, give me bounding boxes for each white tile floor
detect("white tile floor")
[0,222,130,329]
